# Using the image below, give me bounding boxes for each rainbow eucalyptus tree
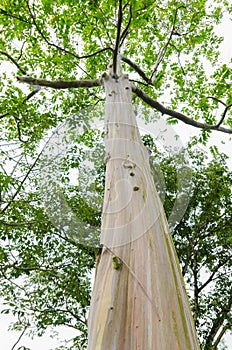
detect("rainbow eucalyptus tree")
[0,0,231,349]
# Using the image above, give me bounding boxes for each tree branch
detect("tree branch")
[11,326,27,350]
[120,4,132,47]
[216,103,232,127]
[212,323,231,350]
[17,75,102,89]
[26,0,110,61]
[113,0,123,75]
[0,50,27,74]
[132,84,232,134]
[0,7,31,24]
[121,56,151,84]
[204,293,232,349]
[198,260,228,293]
[149,6,186,82]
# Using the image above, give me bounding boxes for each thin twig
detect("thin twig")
[129,78,151,87]
[206,97,232,127]
[207,96,227,107]
[11,326,27,350]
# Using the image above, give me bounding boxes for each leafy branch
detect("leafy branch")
[25,0,110,61]
[198,260,229,293]
[204,292,232,349]
[149,5,186,82]
[131,84,232,134]
[0,7,31,24]
[0,86,40,142]
[0,134,52,214]
[206,96,232,127]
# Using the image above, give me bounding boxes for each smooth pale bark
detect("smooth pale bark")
[87,74,200,350]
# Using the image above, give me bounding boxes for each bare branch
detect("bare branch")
[113,0,123,75]
[11,326,27,350]
[121,55,151,84]
[198,260,229,293]
[216,103,232,127]
[0,50,27,74]
[0,220,37,226]
[132,84,232,134]
[120,5,132,47]
[212,323,231,350]
[17,75,103,89]
[207,96,227,107]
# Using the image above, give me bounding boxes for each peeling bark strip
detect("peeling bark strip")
[87,74,200,349]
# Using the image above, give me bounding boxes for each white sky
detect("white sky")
[0,8,231,350]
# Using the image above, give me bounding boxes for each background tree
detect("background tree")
[0,0,231,349]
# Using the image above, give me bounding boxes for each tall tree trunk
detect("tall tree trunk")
[87,73,200,349]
